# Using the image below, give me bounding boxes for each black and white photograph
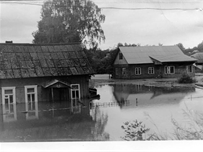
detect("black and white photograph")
[0,0,203,151]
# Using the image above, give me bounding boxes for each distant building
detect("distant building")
[112,46,196,79]
[0,43,95,106]
[191,52,203,72]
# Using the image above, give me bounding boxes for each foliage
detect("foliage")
[33,0,105,48]
[121,108,203,141]
[178,73,196,84]
[85,47,119,74]
[121,120,150,141]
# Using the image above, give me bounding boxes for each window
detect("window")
[148,67,154,74]
[71,84,80,100]
[2,87,17,122]
[122,68,126,75]
[187,65,193,73]
[135,67,141,75]
[25,85,38,119]
[164,66,175,74]
[71,84,81,114]
[115,68,119,75]
[119,52,123,60]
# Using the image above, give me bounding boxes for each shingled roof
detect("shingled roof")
[119,46,196,64]
[0,43,94,79]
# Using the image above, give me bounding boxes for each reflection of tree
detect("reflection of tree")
[91,106,109,140]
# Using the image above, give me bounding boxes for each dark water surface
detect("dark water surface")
[1,83,203,141]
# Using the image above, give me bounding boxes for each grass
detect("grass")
[121,107,203,141]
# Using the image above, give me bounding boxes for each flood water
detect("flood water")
[1,83,203,141]
[91,83,203,140]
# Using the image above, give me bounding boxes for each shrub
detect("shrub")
[178,73,196,84]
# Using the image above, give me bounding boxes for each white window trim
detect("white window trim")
[135,67,141,75]
[24,85,38,103]
[70,84,81,100]
[2,87,16,105]
[24,85,38,120]
[2,87,17,122]
[164,66,175,74]
[148,67,154,74]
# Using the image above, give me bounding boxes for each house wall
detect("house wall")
[113,62,195,79]
[0,75,90,104]
[113,51,128,65]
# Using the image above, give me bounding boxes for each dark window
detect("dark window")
[119,52,123,60]
[165,66,175,74]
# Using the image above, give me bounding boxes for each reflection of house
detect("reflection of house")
[0,43,94,107]
[112,46,196,79]
[113,84,195,108]
[0,99,95,141]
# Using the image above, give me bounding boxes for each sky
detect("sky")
[0,0,203,49]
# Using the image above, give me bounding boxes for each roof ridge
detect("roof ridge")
[0,42,82,46]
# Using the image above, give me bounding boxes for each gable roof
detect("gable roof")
[191,52,203,63]
[0,43,94,79]
[119,46,196,64]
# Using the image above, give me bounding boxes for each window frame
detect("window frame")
[25,85,38,104]
[2,87,16,105]
[164,66,175,74]
[148,67,155,74]
[70,84,81,100]
[135,67,141,75]
[187,65,193,73]
[2,87,17,122]
[122,68,126,75]
[24,85,38,119]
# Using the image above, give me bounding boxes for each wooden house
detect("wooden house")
[191,52,203,72]
[112,46,197,79]
[0,43,95,106]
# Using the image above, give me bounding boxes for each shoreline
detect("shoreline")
[90,73,203,88]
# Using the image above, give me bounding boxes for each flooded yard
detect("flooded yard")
[1,75,203,141]
[91,83,203,140]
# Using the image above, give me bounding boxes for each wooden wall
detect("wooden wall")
[113,62,195,79]
[0,75,90,104]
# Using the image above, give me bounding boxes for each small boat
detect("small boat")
[195,83,203,89]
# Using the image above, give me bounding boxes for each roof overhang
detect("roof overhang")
[44,79,71,88]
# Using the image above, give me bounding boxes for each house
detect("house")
[191,52,203,72]
[0,43,95,107]
[112,46,196,79]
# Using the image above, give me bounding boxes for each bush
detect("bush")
[178,73,196,84]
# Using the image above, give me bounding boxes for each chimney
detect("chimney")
[5,41,13,43]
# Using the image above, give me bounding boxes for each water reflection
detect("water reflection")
[91,84,202,140]
[25,100,39,120]
[113,84,195,108]
[0,99,98,141]
[2,101,17,122]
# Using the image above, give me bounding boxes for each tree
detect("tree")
[197,41,203,52]
[176,43,185,51]
[32,0,105,48]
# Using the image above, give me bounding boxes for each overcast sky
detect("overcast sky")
[0,0,203,49]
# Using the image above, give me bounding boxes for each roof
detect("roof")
[119,46,196,64]
[44,79,71,88]
[191,52,203,63]
[0,43,94,79]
